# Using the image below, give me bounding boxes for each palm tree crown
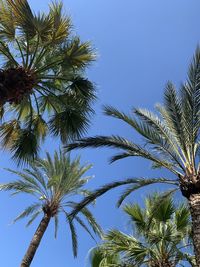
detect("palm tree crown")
[67,47,200,202]
[89,195,195,267]
[0,0,96,162]
[0,150,102,258]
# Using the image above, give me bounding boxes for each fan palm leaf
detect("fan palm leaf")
[89,194,194,267]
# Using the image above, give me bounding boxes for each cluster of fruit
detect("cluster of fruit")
[0,67,36,105]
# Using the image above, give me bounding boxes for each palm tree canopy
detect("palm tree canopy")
[66,47,200,200]
[89,194,195,267]
[0,0,96,163]
[0,150,102,257]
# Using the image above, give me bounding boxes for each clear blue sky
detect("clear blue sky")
[0,0,200,266]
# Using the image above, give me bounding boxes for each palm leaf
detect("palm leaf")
[69,177,178,219]
[66,135,180,175]
[49,1,71,44]
[49,108,90,143]
[26,210,42,227]
[0,0,15,40]
[13,203,41,223]
[7,0,36,38]
[67,216,78,257]
[10,128,39,164]
[117,178,178,207]
[62,37,95,69]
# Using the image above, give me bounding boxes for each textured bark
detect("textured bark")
[189,194,200,267]
[150,261,175,267]
[20,213,51,267]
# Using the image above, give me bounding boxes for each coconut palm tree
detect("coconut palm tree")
[0,150,102,267]
[66,48,200,264]
[89,195,195,267]
[0,0,96,163]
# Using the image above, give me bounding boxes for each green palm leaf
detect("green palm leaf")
[69,177,178,219]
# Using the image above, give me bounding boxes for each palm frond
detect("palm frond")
[32,115,48,141]
[23,167,47,192]
[0,120,20,149]
[49,1,71,44]
[13,203,41,223]
[62,37,95,69]
[66,135,180,175]
[10,128,39,164]
[69,177,178,219]
[5,168,46,196]
[117,178,178,207]
[26,210,42,227]
[74,215,96,241]
[7,0,36,38]
[105,229,147,265]
[0,40,18,65]
[175,204,190,232]
[161,82,189,160]
[0,0,15,40]
[67,216,78,257]
[133,107,186,169]
[104,106,183,168]
[123,203,146,234]
[49,107,90,143]
[0,180,36,194]
[79,207,103,238]
[180,47,200,158]
[69,76,96,102]
[145,189,178,229]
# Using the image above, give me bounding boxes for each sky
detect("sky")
[0,0,200,266]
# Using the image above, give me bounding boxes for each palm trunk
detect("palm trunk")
[189,194,200,266]
[161,263,175,267]
[150,262,175,267]
[20,213,51,267]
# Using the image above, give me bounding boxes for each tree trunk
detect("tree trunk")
[189,194,200,267]
[150,261,175,267]
[20,213,51,267]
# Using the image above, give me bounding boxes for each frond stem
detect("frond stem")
[28,34,40,69]
[25,34,30,68]
[35,59,63,74]
[33,92,40,115]
[0,41,18,66]
[15,38,25,66]
[35,88,59,113]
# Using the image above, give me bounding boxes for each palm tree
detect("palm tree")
[89,195,195,267]
[0,0,96,163]
[0,150,102,267]
[66,48,200,264]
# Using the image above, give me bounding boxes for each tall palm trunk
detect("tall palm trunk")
[189,194,200,266]
[20,213,51,267]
